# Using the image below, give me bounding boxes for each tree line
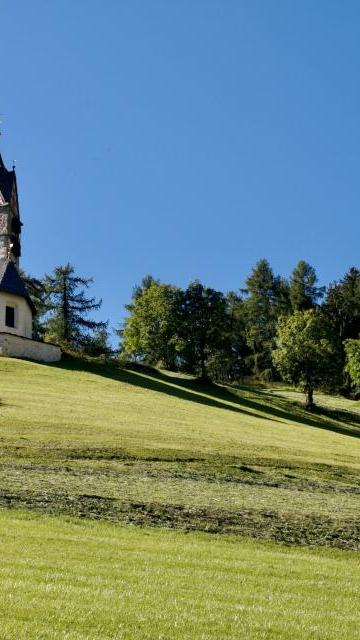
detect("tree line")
[26,259,360,409]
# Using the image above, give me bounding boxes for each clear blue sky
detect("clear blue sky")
[1,1,360,338]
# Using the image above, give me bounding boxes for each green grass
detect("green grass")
[0,355,359,637]
[0,510,359,640]
[0,356,359,548]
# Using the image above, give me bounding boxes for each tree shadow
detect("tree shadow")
[50,357,275,422]
[48,358,360,440]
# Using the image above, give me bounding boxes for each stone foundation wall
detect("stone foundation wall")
[0,332,61,362]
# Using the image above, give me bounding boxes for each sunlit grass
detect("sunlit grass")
[0,510,359,640]
[0,357,359,467]
[0,356,359,637]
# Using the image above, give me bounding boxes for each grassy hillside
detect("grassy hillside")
[0,356,359,548]
[1,511,359,640]
[0,356,359,638]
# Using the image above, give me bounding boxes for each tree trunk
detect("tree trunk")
[200,353,206,379]
[305,385,314,411]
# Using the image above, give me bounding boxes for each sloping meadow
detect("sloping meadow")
[0,356,359,549]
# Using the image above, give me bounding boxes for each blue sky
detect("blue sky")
[1,1,360,338]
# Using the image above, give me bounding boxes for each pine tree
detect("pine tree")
[289,260,324,311]
[243,259,279,378]
[43,263,105,349]
[324,267,360,340]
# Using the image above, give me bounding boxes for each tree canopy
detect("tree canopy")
[273,310,341,409]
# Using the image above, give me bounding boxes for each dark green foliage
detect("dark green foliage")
[323,268,360,394]
[273,310,342,409]
[81,326,112,357]
[178,281,229,379]
[324,267,360,340]
[119,260,360,389]
[289,260,324,311]
[217,292,251,381]
[43,263,106,350]
[121,278,230,379]
[243,259,287,379]
[20,270,47,340]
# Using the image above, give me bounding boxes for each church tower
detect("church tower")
[0,146,61,362]
[0,154,21,266]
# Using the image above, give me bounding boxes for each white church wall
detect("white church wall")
[0,333,61,362]
[0,292,33,338]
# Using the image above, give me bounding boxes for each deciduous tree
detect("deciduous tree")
[273,310,341,410]
[121,280,182,369]
[179,281,228,380]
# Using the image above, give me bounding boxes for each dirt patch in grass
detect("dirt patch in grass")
[0,490,359,551]
[1,440,359,550]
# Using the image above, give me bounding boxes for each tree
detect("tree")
[216,291,250,382]
[81,325,112,357]
[344,339,360,390]
[121,280,182,369]
[289,260,324,311]
[273,310,341,410]
[322,267,360,394]
[324,267,360,341]
[243,259,285,379]
[43,263,105,350]
[130,274,160,303]
[20,270,47,339]
[178,281,228,380]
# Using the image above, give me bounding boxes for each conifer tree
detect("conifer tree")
[243,259,279,378]
[43,263,105,349]
[324,267,360,340]
[289,260,324,311]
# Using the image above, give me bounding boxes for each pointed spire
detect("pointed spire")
[0,148,16,203]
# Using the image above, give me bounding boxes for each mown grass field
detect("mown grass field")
[1,511,359,640]
[0,356,359,638]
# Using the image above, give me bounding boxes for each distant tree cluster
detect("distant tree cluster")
[120,260,360,408]
[25,258,360,409]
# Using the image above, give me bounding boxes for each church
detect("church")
[0,151,61,362]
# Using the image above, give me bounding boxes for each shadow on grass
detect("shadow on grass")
[48,357,360,440]
[49,358,276,423]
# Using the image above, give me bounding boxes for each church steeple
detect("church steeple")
[0,140,61,361]
[0,152,21,266]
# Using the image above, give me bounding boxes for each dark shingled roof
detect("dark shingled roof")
[0,260,36,315]
[0,154,16,204]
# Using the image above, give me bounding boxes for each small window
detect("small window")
[5,306,15,328]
